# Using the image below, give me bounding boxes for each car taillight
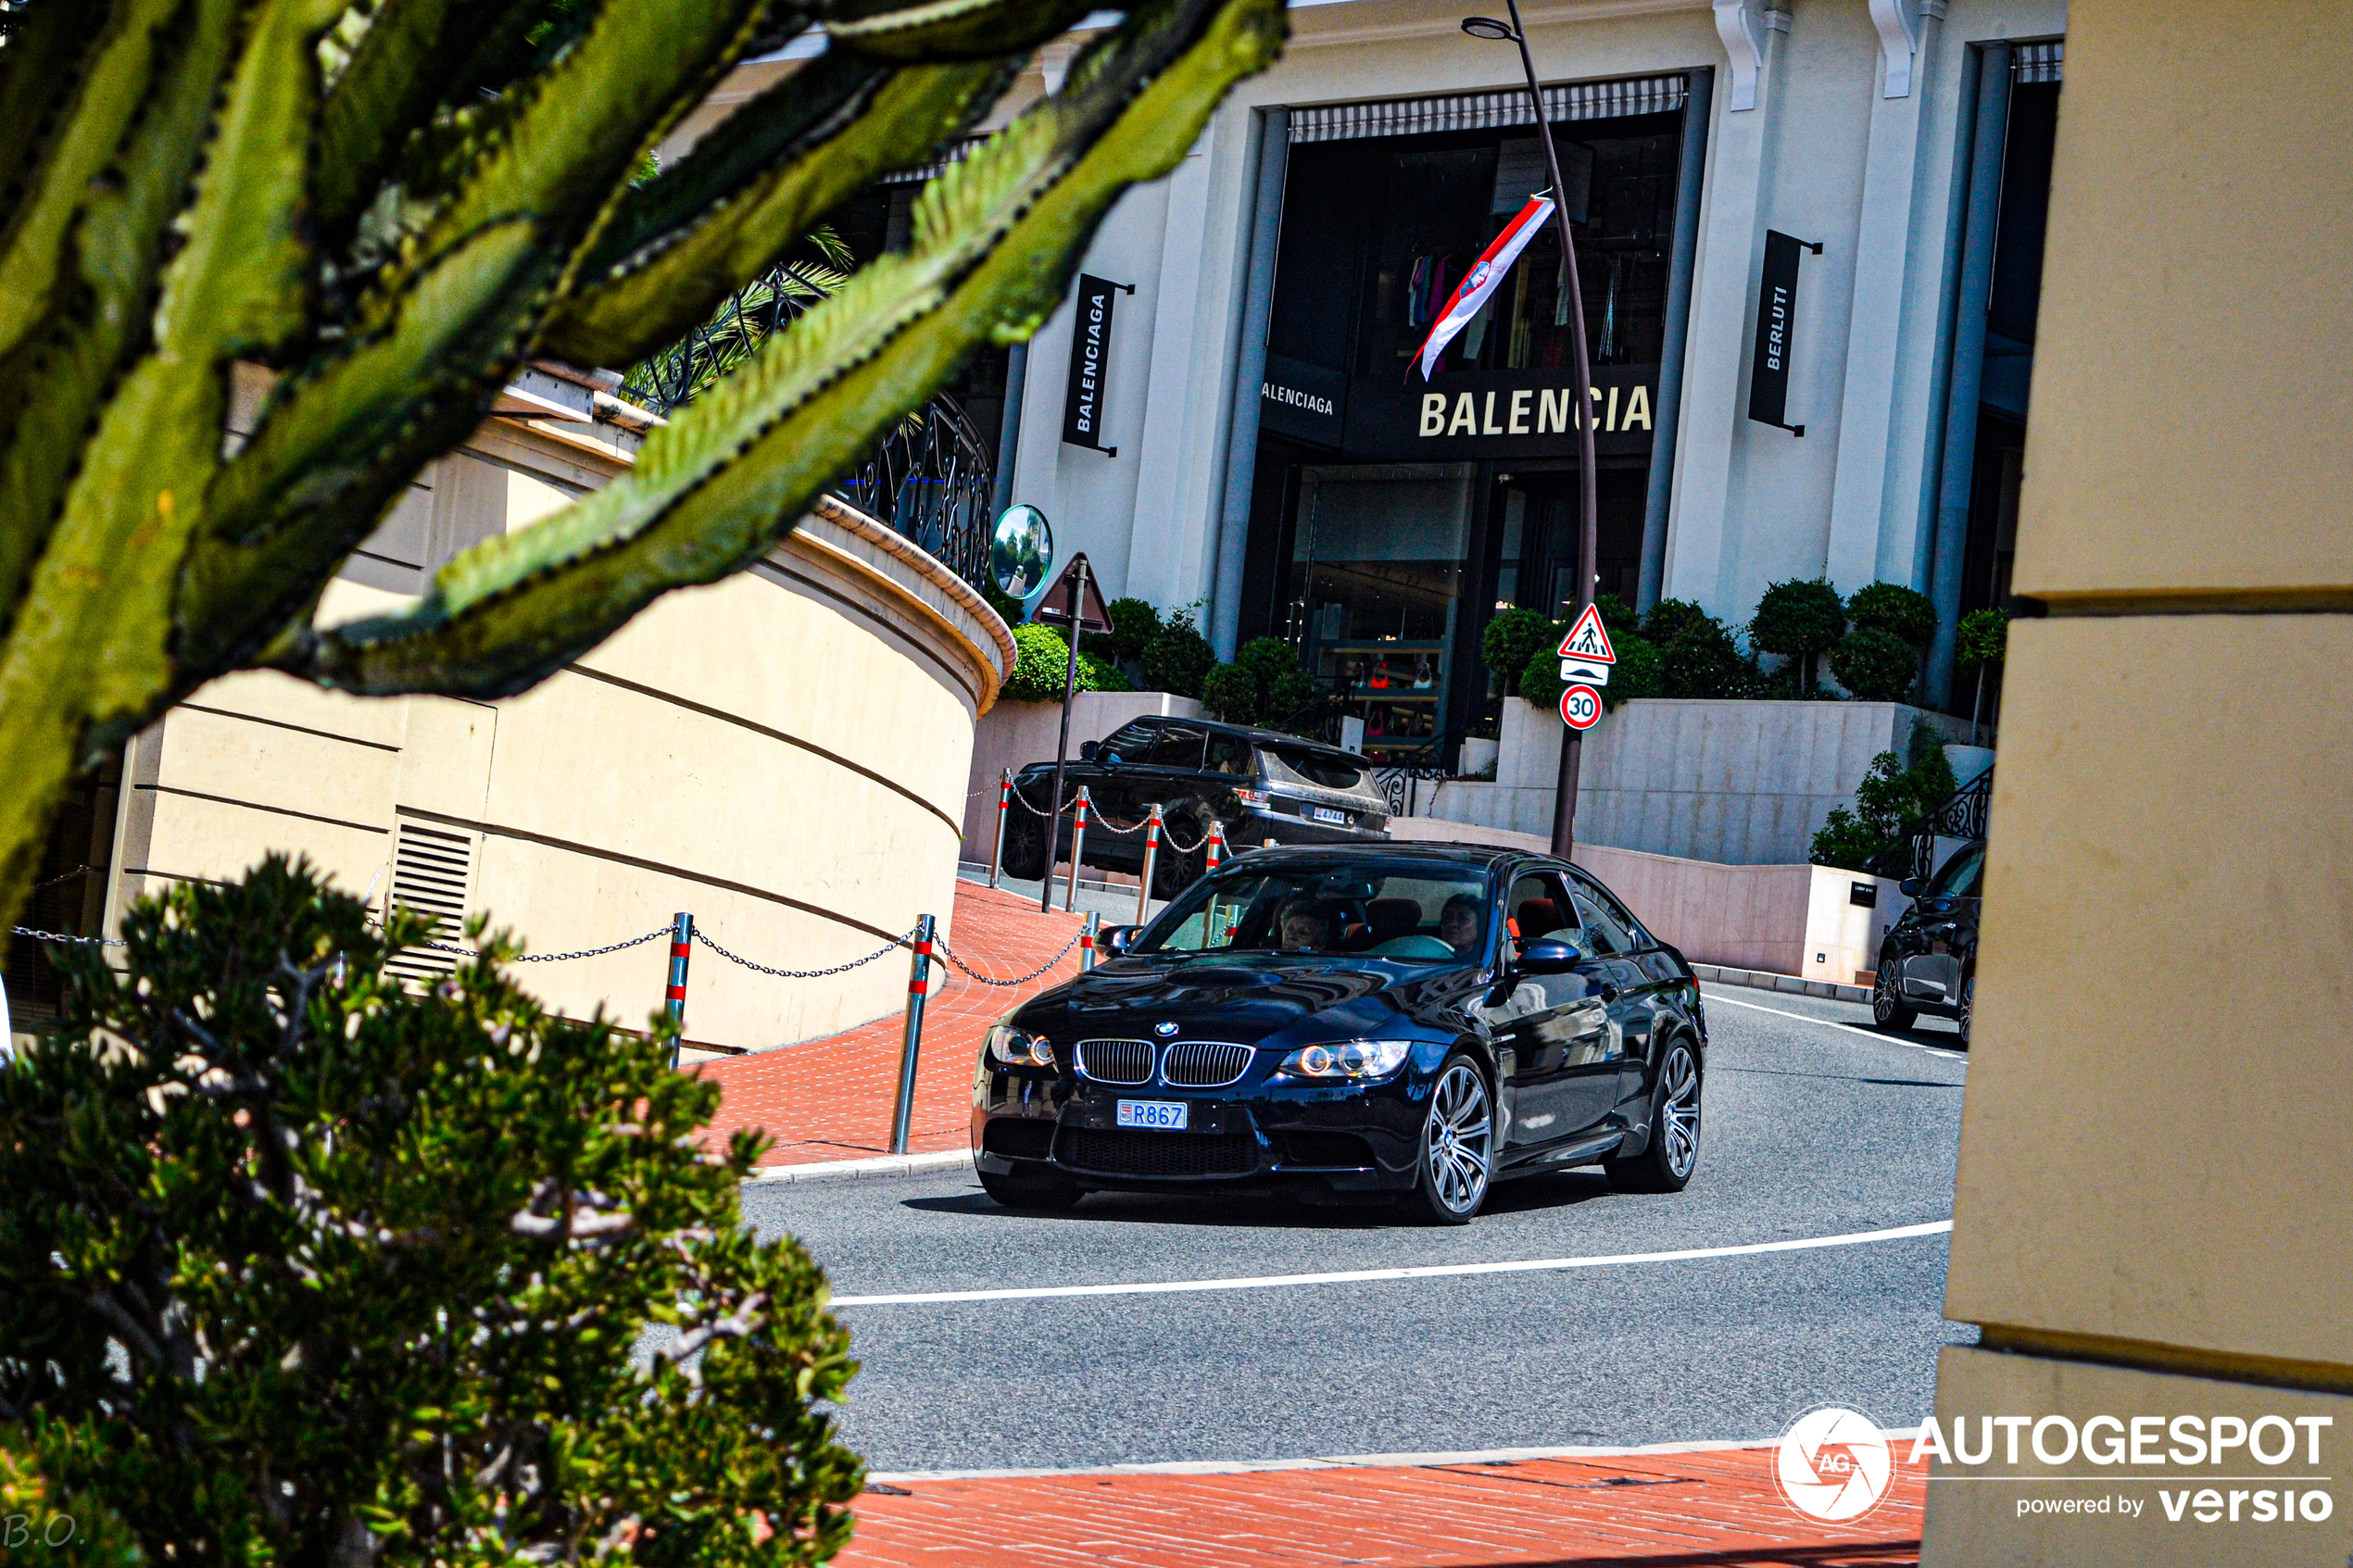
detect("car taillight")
[1235,787,1269,808]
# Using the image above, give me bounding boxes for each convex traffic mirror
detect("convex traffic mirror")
[991,504,1053,600]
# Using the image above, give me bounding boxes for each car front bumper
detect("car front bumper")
[971,1062,1428,1194]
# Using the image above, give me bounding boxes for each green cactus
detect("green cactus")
[0,0,1288,923]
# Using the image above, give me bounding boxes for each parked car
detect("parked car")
[970,843,1708,1223]
[1870,840,1985,1042]
[999,717,1390,897]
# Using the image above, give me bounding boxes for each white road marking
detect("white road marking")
[1705,991,1968,1059]
[868,1428,1928,1484]
[829,1219,1953,1307]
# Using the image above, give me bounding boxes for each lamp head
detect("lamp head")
[1461,15,1518,40]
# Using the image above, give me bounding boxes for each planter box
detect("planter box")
[1428,696,1970,867]
[962,691,1202,857]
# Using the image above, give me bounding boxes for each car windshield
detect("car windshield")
[1259,744,1371,792]
[1929,844,1985,897]
[1135,860,1491,962]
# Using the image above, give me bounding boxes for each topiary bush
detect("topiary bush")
[1140,608,1216,698]
[1828,626,1920,702]
[1844,581,1938,648]
[1603,637,1666,709]
[1748,578,1847,696]
[1003,621,1076,702]
[1202,638,1318,728]
[1640,597,1713,646]
[1660,614,1755,698]
[1480,608,1553,696]
[0,858,862,1566]
[1105,597,1164,665]
[1080,650,1131,692]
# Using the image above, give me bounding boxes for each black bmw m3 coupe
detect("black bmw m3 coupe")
[970,844,1708,1223]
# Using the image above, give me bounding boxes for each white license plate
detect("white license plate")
[1309,807,1351,826]
[1116,1099,1189,1131]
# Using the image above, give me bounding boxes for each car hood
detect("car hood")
[1014,952,1468,1047]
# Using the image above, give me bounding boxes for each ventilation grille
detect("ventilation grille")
[981,1118,1057,1161]
[1162,1042,1253,1088]
[1074,1039,1153,1085]
[1055,1128,1259,1180]
[383,822,473,984]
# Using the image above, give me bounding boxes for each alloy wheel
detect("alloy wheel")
[1656,1044,1702,1181]
[1423,1061,1493,1216]
[1872,960,1916,1031]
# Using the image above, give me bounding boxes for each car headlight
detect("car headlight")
[986,1022,1054,1069]
[1276,1039,1413,1081]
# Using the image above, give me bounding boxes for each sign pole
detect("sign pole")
[1040,558,1089,912]
[1497,0,1601,861]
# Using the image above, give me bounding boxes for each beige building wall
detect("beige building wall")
[1922,4,2353,1562]
[108,408,1012,1056]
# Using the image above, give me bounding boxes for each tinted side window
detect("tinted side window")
[1146,725,1207,769]
[1101,722,1157,762]
[1930,844,1985,897]
[1204,733,1252,774]
[1568,873,1649,950]
[1504,872,1569,961]
[1569,891,1634,956]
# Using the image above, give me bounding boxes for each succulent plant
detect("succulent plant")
[0,0,1286,922]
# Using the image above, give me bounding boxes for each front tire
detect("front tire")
[979,1168,1084,1210]
[1403,1054,1493,1224]
[1151,829,1204,898]
[1872,960,1918,1032]
[1605,1038,1702,1194]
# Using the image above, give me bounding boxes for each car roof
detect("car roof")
[1220,841,1532,871]
[1114,713,1360,758]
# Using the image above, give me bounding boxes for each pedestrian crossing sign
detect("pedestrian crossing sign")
[1556,603,1617,664]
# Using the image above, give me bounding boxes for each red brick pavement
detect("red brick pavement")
[693,881,1088,1167]
[840,1446,1925,1567]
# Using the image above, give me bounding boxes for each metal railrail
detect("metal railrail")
[1871,765,1995,881]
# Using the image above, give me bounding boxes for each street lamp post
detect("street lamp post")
[1464,1,1599,862]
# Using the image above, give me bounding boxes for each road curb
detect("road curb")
[1693,961,1870,1006]
[747,1149,975,1185]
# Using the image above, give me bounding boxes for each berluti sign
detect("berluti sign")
[1061,272,1134,457]
[1747,230,1821,437]
[1345,363,1659,461]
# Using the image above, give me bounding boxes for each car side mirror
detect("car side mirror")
[1898,877,1926,897]
[1515,936,1584,974]
[1099,924,1138,955]
[1079,741,1100,760]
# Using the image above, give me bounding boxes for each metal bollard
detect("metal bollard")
[1205,819,1227,872]
[891,913,936,1155]
[1136,803,1163,924]
[1080,910,1101,971]
[1063,785,1090,912]
[664,911,694,1068]
[988,769,1013,888]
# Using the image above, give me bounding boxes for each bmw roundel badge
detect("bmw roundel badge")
[1153,1021,1179,1037]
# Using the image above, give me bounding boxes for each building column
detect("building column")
[1205,107,1288,659]
[1635,66,1714,616]
[1658,2,1789,612]
[1822,3,1946,596]
[1924,4,2353,1562]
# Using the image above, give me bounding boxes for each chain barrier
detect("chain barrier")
[10,926,124,947]
[693,923,914,979]
[29,863,95,893]
[407,926,671,963]
[936,925,1087,987]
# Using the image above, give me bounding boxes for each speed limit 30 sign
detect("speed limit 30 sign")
[1559,684,1602,731]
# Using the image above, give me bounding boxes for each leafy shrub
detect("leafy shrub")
[1140,608,1216,698]
[1748,578,1847,695]
[1480,608,1553,696]
[1604,637,1667,709]
[0,859,862,1566]
[1810,723,1960,869]
[1640,597,1713,645]
[1958,607,2010,668]
[1844,581,1938,648]
[1203,638,1318,728]
[1828,626,1920,702]
[1105,597,1164,664]
[1080,650,1131,692]
[1593,591,1640,635]
[1660,615,1755,698]
[1003,621,1075,702]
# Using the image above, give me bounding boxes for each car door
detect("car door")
[1474,872,1616,1151]
[1565,880,1657,1119]
[1083,721,1161,866]
[1903,843,1984,1004]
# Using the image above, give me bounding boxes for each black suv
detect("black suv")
[1871,840,1984,1042]
[1001,717,1390,897]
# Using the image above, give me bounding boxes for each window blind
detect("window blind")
[1289,73,1688,144]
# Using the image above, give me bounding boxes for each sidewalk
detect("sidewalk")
[840,1445,1926,1567]
[692,880,1087,1168]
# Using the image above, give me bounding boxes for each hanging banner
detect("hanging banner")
[1415,194,1555,381]
[1062,273,1134,456]
[1747,230,1821,437]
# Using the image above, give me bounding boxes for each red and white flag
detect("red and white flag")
[1415,194,1554,381]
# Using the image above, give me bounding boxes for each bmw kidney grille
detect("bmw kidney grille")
[1161,1041,1252,1087]
[1073,1038,1154,1085]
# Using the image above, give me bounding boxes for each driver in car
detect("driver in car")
[1439,893,1484,960]
[1276,896,1328,951]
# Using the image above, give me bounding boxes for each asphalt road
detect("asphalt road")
[742,984,1974,1474]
